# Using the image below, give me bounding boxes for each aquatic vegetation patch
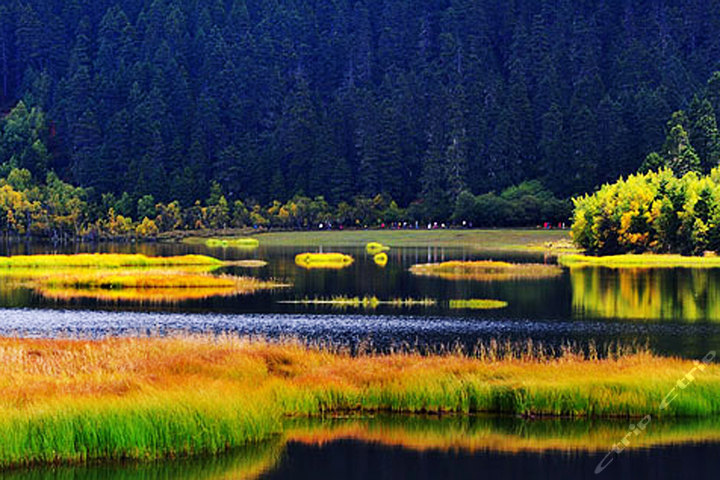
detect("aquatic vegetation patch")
[0,253,222,269]
[284,415,720,454]
[295,252,354,269]
[205,237,260,249]
[409,260,562,281]
[373,252,388,267]
[449,299,508,310]
[279,296,436,309]
[559,253,720,269]
[223,260,268,268]
[0,336,718,467]
[24,270,285,303]
[366,242,390,255]
[0,254,282,303]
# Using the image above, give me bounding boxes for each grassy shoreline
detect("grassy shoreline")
[0,335,718,468]
[560,253,720,268]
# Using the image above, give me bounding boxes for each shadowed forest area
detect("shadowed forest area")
[2,0,720,236]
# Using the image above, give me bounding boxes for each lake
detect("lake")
[0,238,718,478]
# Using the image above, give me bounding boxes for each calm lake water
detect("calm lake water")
[1,239,719,478]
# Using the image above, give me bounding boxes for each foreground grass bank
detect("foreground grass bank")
[1,336,719,467]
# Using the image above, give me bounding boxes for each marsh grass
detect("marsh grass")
[559,254,720,268]
[0,335,718,467]
[204,238,260,249]
[279,296,436,309]
[0,254,222,269]
[449,299,508,310]
[366,242,390,255]
[294,253,354,269]
[0,254,283,303]
[409,261,563,281]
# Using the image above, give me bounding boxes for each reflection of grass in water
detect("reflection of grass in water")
[0,440,283,480]
[0,254,222,269]
[284,414,720,453]
[570,267,720,321]
[410,261,562,281]
[279,296,436,309]
[560,253,720,268]
[1,335,720,467]
[294,252,354,269]
[449,299,508,310]
[253,229,570,251]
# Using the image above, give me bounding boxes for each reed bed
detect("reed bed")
[279,296,436,309]
[0,335,718,467]
[449,299,508,310]
[294,253,354,269]
[0,254,222,269]
[409,260,563,281]
[559,253,720,268]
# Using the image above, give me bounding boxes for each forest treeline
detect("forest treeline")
[2,0,720,235]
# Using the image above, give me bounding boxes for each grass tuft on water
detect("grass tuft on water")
[366,242,390,255]
[204,237,260,249]
[279,296,436,309]
[0,253,223,269]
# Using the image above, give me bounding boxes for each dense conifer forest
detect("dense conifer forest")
[2,0,720,237]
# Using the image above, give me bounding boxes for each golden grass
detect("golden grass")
[373,252,388,267]
[409,261,563,281]
[222,260,268,268]
[0,334,718,467]
[366,242,390,255]
[559,254,720,268]
[294,252,354,269]
[283,415,720,454]
[279,296,436,309]
[0,254,222,269]
[449,299,508,310]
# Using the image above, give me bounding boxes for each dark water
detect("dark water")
[1,240,720,479]
[1,241,720,357]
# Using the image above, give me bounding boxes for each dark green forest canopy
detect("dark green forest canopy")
[1,0,720,215]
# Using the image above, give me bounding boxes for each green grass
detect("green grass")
[449,299,509,310]
[249,229,572,251]
[559,253,720,268]
[0,254,223,269]
[2,336,720,468]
